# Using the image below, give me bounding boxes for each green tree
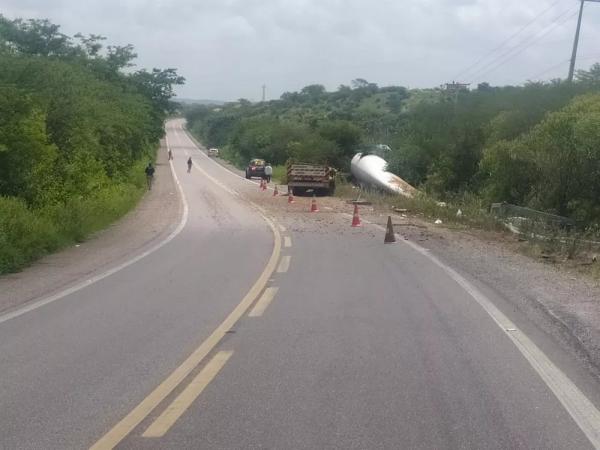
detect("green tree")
[0,16,71,56]
[575,63,600,85]
[317,120,362,168]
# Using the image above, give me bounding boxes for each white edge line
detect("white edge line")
[179,122,278,192]
[185,131,600,446]
[0,133,190,325]
[88,123,282,449]
[362,217,600,447]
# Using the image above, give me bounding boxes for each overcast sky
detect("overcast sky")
[4,0,600,101]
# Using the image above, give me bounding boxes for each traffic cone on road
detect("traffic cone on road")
[351,204,362,227]
[288,189,295,204]
[273,185,279,196]
[261,179,267,191]
[310,195,319,212]
[384,216,396,243]
[259,179,264,191]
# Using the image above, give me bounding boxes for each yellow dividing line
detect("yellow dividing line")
[284,236,292,248]
[142,351,233,438]
[277,255,291,273]
[248,287,279,317]
[90,216,281,450]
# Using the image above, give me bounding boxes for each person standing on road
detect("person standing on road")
[187,157,192,173]
[168,149,173,160]
[145,162,155,190]
[264,163,273,183]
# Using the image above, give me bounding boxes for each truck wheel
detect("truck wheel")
[245,171,250,179]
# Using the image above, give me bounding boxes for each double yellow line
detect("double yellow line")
[90,215,281,449]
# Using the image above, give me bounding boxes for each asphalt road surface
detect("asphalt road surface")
[1,120,600,450]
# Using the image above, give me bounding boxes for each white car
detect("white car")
[207,148,219,157]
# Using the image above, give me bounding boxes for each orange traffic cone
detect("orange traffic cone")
[273,185,279,196]
[351,204,361,227]
[288,189,295,204]
[384,216,396,243]
[310,195,319,212]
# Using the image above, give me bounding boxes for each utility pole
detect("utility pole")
[261,84,266,102]
[568,0,600,82]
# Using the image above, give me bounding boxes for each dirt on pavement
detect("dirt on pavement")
[189,128,600,380]
[233,173,600,380]
[6,128,600,384]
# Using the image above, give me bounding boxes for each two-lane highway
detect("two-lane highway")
[1,119,600,449]
[0,121,275,449]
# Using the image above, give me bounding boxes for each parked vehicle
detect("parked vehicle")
[245,159,266,179]
[207,148,219,157]
[287,162,336,196]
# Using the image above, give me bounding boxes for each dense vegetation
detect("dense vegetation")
[0,16,184,273]
[185,71,600,226]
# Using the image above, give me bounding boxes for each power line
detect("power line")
[468,7,579,82]
[453,0,563,80]
[467,5,577,81]
[527,54,600,82]
[528,59,570,80]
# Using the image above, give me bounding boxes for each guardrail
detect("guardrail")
[490,203,600,256]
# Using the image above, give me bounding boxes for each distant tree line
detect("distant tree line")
[0,16,184,273]
[185,69,600,226]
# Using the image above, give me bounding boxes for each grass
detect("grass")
[0,157,149,274]
[271,165,287,185]
[335,180,600,277]
[335,181,502,231]
[186,128,288,185]
[216,144,246,169]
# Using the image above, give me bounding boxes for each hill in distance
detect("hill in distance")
[175,97,225,106]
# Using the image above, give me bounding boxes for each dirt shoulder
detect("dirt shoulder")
[0,141,181,314]
[379,212,600,378]
[230,172,600,379]
[183,128,600,379]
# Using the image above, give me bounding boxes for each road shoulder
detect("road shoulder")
[231,176,600,381]
[0,141,181,314]
[185,125,600,381]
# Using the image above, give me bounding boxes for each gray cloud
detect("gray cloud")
[4,0,600,101]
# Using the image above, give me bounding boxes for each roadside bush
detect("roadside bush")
[0,16,183,273]
[0,175,146,274]
[0,197,61,273]
[271,165,287,184]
